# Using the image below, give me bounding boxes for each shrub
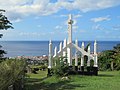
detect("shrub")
[0,59,26,90]
[52,57,70,77]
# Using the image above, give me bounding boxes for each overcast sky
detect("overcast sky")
[0,0,120,41]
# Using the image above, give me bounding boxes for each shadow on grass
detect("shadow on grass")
[98,74,114,77]
[26,77,48,84]
[25,77,86,90]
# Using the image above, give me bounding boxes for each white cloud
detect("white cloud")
[74,14,82,18]
[92,24,104,30]
[59,14,68,17]
[55,25,63,30]
[0,29,46,38]
[91,15,111,23]
[0,27,57,41]
[19,32,46,36]
[74,0,120,12]
[112,25,120,30]
[1,0,61,21]
[1,0,120,22]
[55,14,82,18]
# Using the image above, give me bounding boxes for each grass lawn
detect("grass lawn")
[25,70,120,90]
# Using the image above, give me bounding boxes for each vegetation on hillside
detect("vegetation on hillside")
[98,44,120,71]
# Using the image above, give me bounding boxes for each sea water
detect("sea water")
[0,41,120,57]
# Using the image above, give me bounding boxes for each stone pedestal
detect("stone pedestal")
[69,66,73,70]
[87,66,90,72]
[75,66,78,71]
[93,67,98,76]
[47,68,51,76]
[81,66,84,72]
[87,66,91,75]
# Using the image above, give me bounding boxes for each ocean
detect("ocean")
[0,41,120,57]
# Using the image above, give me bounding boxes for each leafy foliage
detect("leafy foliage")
[0,45,7,63]
[84,42,91,52]
[0,9,13,30]
[52,56,70,77]
[98,44,120,71]
[0,9,13,62]
[113,44,120,70]
[0,59,26,90]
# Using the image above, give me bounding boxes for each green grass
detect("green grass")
[25,71,120,90]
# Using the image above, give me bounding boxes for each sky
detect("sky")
[0,0,120,41]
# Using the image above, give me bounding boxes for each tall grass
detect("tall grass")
[0,59,26,90]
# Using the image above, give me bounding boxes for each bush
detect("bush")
[53,63,69,77]
[98,44,120,71]
[52,57,70,77]
[0,59,26,90]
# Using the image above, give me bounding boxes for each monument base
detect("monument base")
[93,67,98,76]
[87,66,92,75]
[81,66,84,72]
[47,68,52,76]
[68,66,77,75]
[80,66,84,75]
[75,66,78,71]
[87,66,90,72]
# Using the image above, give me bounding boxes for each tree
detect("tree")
[0,9,13,31]
[113,44,120,70]
[0,9,13,60]
[0,45,7,63]
[98,50,115,71]
[98,44,120,71]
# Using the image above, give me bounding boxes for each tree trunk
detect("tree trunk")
[111,61,114,71]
